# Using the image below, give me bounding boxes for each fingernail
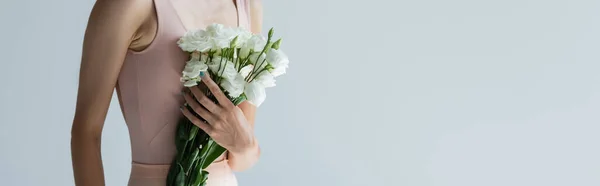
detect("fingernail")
[199,71,205,77]
[183,103,189,107]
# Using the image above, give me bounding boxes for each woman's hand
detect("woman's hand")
[180,73,256,154]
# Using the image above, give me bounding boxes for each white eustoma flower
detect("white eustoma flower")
[252,71,276,88]
[266,48,289,68]
[220,74,246,97]
[205,23,225,39]
[184,79,199,87]
[266,48,289,77]
[208,57,237,80]
[240,35,267,57]
[182,60,208,79]
[206,23,239,49]
[214,30,239,49]
[177,30,211,52]
[244,81,267,107]
[270,65,287,77]
[239,65,254,78]
[232,27,253,48]
[248,52,268,69]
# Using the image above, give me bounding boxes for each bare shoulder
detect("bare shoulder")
[92,0,154,14]
[87,0,156,50]
[88,0,154,30]
[249,0,263,34]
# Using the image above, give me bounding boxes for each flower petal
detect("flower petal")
[221,74,246,97]
[239,65,254,78]
[184,80,198,87]
[253,71,276,88]
[244,81,267,107]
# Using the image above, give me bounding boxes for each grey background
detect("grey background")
[1,0,599,185]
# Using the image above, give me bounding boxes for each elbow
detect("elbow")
[228,146,261,172]
[70,119,102,145]
[228,160,257,172]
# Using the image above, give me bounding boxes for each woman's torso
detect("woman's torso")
[115,0,251,185]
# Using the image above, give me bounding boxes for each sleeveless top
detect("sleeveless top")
[115,0,252,165]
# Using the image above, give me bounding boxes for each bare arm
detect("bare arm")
[226,0,264,172]
[70,0,152,185]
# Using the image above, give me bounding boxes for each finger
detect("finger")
[188,86,220,114]
[200,73,234,108]
[183,91,216,123]
[180,106,212,134]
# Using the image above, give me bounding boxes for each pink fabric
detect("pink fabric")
[128,160,238,186]
[115,0,250,185]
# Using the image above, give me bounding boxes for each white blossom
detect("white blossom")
[177,30,211,52]
[206,23,243,49]
[220,74,246,97]
[182,60,208,79]
[248,52,268,69]
[252,71,276,88]
[178,24,289,108]
[244,81,266,107]
[232,27,253,48]
[239,65,254,78]
[270,65,287,77]
[208,56,237,80]
[266,48,289,77]
[183,79,199,87]
[240,35,267,57]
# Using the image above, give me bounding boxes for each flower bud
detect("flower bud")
[240,48,251,58]
[268,28,274,39]
[272,38,282,50]
[264,42,273,51]
[229,36,239,48]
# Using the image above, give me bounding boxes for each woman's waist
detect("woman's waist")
[131,141,227,165]
[130,155,233,179]
[130,162,172,179]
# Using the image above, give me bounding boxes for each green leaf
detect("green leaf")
[175,164,186,186]
[232,94,247,106]
[201,140,227,169]
[193,170,210,186]
[192,147,200,160]
[197,140,214,168]
[177,120,188,141]
[186,148,201,174]
[187,168,197,186]
[188,127,199,141]
[166,167,174,185]
[201,170,209,185]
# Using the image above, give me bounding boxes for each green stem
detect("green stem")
[219,49,230,82]
[235,48,241,70]
[249,66,269,82]
[168,66,248,186]
[248,55,270,82]
[215,49,225,83]
[246,35,273,81]
[240,52,253,73]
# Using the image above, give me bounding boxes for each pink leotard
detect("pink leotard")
[115,0,251,185]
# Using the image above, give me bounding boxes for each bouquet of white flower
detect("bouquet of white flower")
[166,23,289,186]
